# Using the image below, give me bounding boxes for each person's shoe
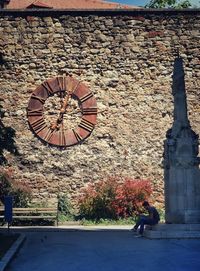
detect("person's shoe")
[134,234,143,238]
[130,227,137,232]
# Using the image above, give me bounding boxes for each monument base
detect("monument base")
[165,167,200,224]
[143,223,200,239]
[165,210,200,224]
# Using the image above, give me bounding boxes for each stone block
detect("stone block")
[144,223,200,239]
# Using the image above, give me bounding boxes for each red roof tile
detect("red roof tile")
[27,1,53,9]
[6,0,138,10]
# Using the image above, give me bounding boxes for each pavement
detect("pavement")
[1,225,200,271]
[0,233,25,271]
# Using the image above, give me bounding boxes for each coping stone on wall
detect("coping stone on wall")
[0,8,200,17]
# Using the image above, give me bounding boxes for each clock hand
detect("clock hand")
[50,113,63,130]
[60,92,71,114]
[50,92,71,130]
[59,90,64,106]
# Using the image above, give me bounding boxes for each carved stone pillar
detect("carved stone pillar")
[164,57,200,224]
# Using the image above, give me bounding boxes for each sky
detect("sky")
[108,0,200,7]
[109,0,148,6]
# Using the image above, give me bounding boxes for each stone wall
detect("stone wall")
[0,10,200,207]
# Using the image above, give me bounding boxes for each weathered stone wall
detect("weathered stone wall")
[0,10,200,207]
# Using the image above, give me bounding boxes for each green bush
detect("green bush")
[78,176,152,221]
[57,194,75,221]
[80,217,135,226]
[0,168,32,207]
[0,105,19,165]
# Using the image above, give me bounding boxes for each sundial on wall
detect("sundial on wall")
[27,76,97,147]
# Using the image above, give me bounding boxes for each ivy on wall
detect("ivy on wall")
[0,105,19,165]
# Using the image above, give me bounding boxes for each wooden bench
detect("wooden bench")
[0,207,58,226]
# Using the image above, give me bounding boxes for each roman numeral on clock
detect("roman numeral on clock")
[43,128,54,142]
[82,107,97,115]
[57,76,66,92]
[79,118,95,133]
[58,129,66,146]
[30,118,47,133]
[42,81,54,96]
[27,108,43,117]
[73,129,82,142]
[80,92,93,103]
[31,93,46,104]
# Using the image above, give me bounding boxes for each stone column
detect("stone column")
[164,57,200,224]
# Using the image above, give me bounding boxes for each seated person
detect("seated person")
[132,201,160,235]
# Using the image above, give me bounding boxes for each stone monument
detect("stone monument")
[144,57,200,238]
[164,57,200,224]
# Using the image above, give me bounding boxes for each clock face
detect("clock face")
[27,76,97,147]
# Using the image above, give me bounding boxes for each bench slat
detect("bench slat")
[13,208,57,211]
[0,208,57,212]
[13,210,57,214]
[12,216,57,219]
[0,207,58,225]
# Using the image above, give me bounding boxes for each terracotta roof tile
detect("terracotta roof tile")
[27,1,53,9]
[6,0,138,9]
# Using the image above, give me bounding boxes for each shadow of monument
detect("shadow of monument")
[0,105,19,165]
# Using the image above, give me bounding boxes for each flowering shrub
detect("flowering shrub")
[78,177,119,220]
[0,167,32,207]
[111,179,152,218]
[78,176,152,220]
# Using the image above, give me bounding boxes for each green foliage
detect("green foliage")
[78,176,152,221]
[0,168,32,207]
[146,0,191,8]
[158,208,165,222]
[0,105,19,165]
[58,213,75,222]
[57,194,74,217]
[80,217,136,226]
[29,201,49,208]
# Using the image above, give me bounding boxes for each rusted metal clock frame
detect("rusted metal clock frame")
[27,76,97,147]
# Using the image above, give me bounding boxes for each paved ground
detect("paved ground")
[5,227,200,271]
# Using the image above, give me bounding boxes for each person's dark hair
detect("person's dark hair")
[142,201,149,207]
